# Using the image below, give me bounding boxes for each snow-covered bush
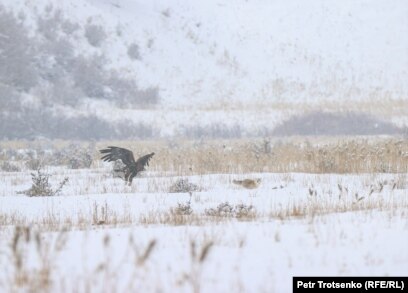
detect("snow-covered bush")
[205,202,255,218]
[171,201,193,216]
[169,178,201,193]
[60,144,93,169]
[18,168,68,197]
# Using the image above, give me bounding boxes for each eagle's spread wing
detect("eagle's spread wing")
[100,146,136,168]
[135,152,155,172]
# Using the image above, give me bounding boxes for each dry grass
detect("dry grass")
[1,190,406,230]
[0,202,136,231]
[1,137,408,175]
[149,137,408,174]
[7,226,67,292]
[2,226,159,292]
[0,224,220,292]
[270,196,408,220]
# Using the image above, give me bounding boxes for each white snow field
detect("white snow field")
[1,0,407,292]
[0,167,407,292]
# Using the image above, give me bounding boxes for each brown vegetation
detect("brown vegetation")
[1,137,408,175]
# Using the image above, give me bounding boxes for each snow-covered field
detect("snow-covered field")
[1,0,407,291]
[0,165,407,292]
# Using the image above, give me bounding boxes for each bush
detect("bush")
[171,200,193,216]
[205,202,255,218]
[168,178,201,193]
[0,161,21,172]
[60,144,93,169]
[18,168,68,197]
[67,152,92,169]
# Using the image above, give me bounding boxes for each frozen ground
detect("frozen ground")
[0,168,407,292]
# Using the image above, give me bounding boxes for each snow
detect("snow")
[0,168,407,292]
[0,0,407,291]
[4,0,408,107]
[2,0,407,137]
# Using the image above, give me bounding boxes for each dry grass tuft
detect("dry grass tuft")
[8,226,68,292]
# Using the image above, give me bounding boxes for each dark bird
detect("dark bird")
[100,146,154,185]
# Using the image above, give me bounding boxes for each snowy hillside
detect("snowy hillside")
[1,0,407,138]
[7,0,407,105]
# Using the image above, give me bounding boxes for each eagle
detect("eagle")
[100,146,154,185]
